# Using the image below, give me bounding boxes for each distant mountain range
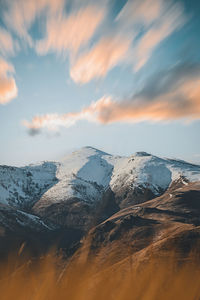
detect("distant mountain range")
[0,146,200,261]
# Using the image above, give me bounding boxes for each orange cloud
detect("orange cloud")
[23,74,200,134]
[134,2,185,71]
[36,5,105,55]
[3,0,64,45]
[94,83,200,123]
[0,58,18,104]
[69,0,185,83]
[70,35,131,83]
[117,0,162,26]
[2,0,185,86]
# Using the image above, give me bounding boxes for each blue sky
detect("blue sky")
[0,0,200,166]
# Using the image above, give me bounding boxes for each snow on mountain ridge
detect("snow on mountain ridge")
[108,154,172,196]
[0,162,58,207]
[1,147,200,209]
[33,148,200,210]
[35,147,114,207]
[60,146,112,187]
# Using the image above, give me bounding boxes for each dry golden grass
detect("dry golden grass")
[0,249,199,300]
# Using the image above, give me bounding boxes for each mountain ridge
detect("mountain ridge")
[0,146,200,212]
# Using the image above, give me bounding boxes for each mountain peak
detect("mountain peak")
[74,146,110,156]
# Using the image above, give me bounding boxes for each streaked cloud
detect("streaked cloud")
[36,5,105,56]
[0,58,18,104]
[22,107,97,135]
[3,0,64,45]
[117,0,162,26]
[1,0,186,86]
[133,2,185,71]
[23,63,200,134]
[70,35,131,83]
[0,28,16,56]
[69,0,185,83]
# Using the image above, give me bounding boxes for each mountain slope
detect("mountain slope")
[0,162,58,208]
[74,182,200,269]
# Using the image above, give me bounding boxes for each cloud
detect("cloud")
[27,128,42,137]
[23,63,200,134]
[22,108,97,135]
[3,0,64,45]
[36,5,106,56]
[69,0,185,83]
[0,27,16,56]
[135,62,200,99]
[70,35,131,83]
[2,0,186,86]
[0,58,18,104]
[117,0,162,26]
[3,0,106,53]
[133,1,185,71]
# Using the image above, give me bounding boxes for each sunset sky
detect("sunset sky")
[0,0,200,166]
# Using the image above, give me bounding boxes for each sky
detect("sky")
[0,0,200,166]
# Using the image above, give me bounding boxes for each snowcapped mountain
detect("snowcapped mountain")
[34,147,199,205]
[1,146,200,213]
[0,146,200,257]
[0,162,58,208]
[30,146,200,230]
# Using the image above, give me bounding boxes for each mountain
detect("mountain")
[75,181,200,269]
[1,147,199,211]
[32,146,200,229]
[0,203,57,257]
[0,146,200,257]
[0,162,58,208]
[34,147,200,210]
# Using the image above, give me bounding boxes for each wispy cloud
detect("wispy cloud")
[132,2,185,71]
[69,0,185,83]
[1,0,186,86]
[70,35,131,83]
[3,0,64,45]
[36,5,105,56]
[0,58,18,104]
[22,106,97,135]
[23,63,200,134]
[117,0,162,26]
[0,27,16,56]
